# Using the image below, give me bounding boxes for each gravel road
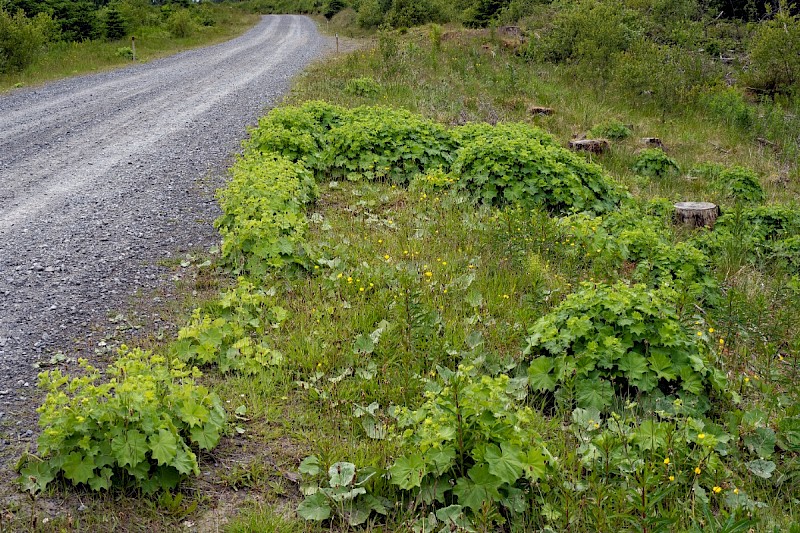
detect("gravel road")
[0,15,326,467]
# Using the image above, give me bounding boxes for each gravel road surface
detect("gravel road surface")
[0,15,326,467]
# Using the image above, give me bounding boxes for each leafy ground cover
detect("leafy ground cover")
[7,23,800,533]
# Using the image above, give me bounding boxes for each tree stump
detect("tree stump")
[642,137,665,149]
[569,139,609,154]
[674,202,720,229]
[528,105,554,116]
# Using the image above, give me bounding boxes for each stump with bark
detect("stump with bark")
[569,139,609,154]
[674,202,720,228]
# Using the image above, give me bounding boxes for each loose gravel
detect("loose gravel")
[0,15,327,471]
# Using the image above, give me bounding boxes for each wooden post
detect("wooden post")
[674,202,719,229]
[131,36,136,61]
[336,33,339,54]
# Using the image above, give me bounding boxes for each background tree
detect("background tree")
[104,5,126,40]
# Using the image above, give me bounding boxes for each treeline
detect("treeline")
[242,0,798,28]
[0,0,225,74]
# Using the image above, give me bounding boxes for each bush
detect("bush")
[538,0,639,75]
[386,0,439,28]
[714,166,765,205]
[589,119,632,140]
[115,46,133,59]
[18,347,226,494]
[462,0,509,28]
[344,76,381,97]
[390,367,549,525]
[322,106,456,183]
[560,208,719,303]
[746,10,800,96]
[247,100,345,170]
[104,6,127,40]
[451,122,628,214]
[215,155,318,275]
[174,281,287,374]
[613,39,715,116]
[632,148,680,179]
[166,9,196,38]
[0,8,53,74]
[524,282,727,411]
[699,85,754,130]
[356,0,384,28]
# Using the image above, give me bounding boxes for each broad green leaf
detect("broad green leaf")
[62,452,95,485]
[575,379,614,410]
[111,429,148,468]
[523,448,547,482]
[328,462,356,487]
[746,459,776,479]
[389,454,426,490]
[484,443,524,485]
[353,334,375,355]
[649,350,677,381]
[299,455,321,477]
[149,429,178,466]
[528,357,556,392]
[452,464,502,511]
[322,485,366,502]
[297,492,331,521]
[88,467,113,491]
[190,424,220,450]
[424,446,456,476]
[617,352,648,383]
[18,458,56,494]
[172,446,198,475]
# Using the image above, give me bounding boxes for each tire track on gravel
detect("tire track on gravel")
[0,14,327,466]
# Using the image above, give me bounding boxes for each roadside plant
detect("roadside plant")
[524,282,728,411]
[297,456,390,526]
[390,366,549,526]
[322,105,455,183]
[18,347,226,494]
[344,76,381,97]
[215,154,317,275]
[173,280,287,374]
[632,148,680,179]
[451,122,628,214]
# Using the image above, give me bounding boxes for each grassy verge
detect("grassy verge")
[0,5,260,93]
[9,24,800,533]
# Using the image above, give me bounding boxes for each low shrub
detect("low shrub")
[451,122,627,214]
[19,347,226,494]
[174,281,287,374]
[322,105,455,183]
[524,282,727,411]
[390,367,549,526]
[714,166,765,206]
[589,119,632,140]
[215,155,318,275]
[0,9,55,74]
[344,76,381,97]
[632,148,680,179]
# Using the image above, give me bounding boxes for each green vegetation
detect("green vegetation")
[19,347,226,494]
[8,0,800,531]
[0,1,259,90]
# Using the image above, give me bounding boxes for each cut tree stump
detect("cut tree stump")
[674,202,720,228]
[569,139,609,154]
[528,105,554,116]
[642,137,665,149]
